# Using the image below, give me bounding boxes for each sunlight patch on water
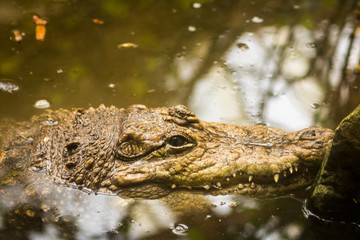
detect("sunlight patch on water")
[127,200,176,240]
[189,66,247,125]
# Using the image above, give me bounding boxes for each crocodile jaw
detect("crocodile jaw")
[110,147,324,199]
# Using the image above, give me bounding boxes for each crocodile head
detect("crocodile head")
[32,105,334,199]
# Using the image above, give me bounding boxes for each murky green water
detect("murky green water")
[1,0,360,239]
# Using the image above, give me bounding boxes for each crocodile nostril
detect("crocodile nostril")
[300,129,317,140]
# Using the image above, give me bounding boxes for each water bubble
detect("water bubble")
[237,43,249,51]
[251,16,263,23]
[171,223,188,235]
[193,2,201,8]
[57,69,64,74]
[310,103,320,109]
[34,99,50,109]
[306,42,316,48]
[188,26,196,32]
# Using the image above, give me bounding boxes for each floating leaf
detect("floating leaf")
[32,15,47,41]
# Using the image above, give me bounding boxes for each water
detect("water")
[0,0,359,239]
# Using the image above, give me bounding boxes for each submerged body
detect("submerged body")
[0,105,334,199]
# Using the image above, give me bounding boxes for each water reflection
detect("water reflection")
[0,0,359,239]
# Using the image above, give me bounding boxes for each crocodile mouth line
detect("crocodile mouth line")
[112,163,317,196]
[165,163,317,194]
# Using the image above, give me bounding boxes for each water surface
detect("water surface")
[0,0,359,239]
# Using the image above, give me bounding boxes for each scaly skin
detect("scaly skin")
[15,104,332,199]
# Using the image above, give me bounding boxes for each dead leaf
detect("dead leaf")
[32,15,47,41]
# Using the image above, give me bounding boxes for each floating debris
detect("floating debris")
[147,89,155,93]
[34,99,50,109]
[0,81,19,93]
[32,15,47,41]
[108,83,115,88]
[118,43,138,48]
[92,18,104,24]
[11,30,23,42]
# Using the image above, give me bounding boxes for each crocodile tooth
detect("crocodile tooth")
[295,166,298,172]
[274,174,279,183]
[238,184,244,189]
[171,184,176,189]
[289,167,293,174]
[250,182,256,189]
[232,173,236,177]
[216,182,222,188]
[248,175,253,182]
[283,172,287,177]
[204,185,210,190]
[226,177,230,182]
[305,168,309,172]
[238,171,243,175]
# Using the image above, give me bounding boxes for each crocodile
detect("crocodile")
[0,104,334,199]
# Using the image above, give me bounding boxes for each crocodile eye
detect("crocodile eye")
[166,134,195,154]
[168,135,188,147]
